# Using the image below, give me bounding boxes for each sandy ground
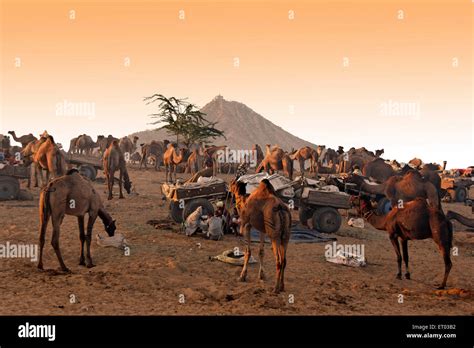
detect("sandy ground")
[0,167,473,315]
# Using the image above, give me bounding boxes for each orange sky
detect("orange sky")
[0,0,472,167]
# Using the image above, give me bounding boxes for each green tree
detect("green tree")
[144,94,225,146]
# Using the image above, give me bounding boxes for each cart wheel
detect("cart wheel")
[0,176,20,200]
[312,207,341,233]
[169,200,184,223]
[79,165,97,181]
[455,187,467,203]
[298,203,314,226]
[376,197,392,215]
[183,198,215,222]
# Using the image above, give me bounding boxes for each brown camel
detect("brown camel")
[68,137,79,154]
[139,140,169,170]
[446,211,474,228]
[22,138,49,187]
[362,198,453,289]
[289,146,318,175]
[163,144,186,182]
[362,157,395,183]
[230,178,291,293]
[253,144,264,168]
[75,134,96,155]
[103,141,132,200]
[33,135,66,184]
[119,136,139,156]
[98,135,119,155]
[408,157,423,169]
[38,169,116,271]
[347,171,439,208]
[256,145,293,180]
[8,131,37,148]
[186,143,206,174]
[204,145,227,176]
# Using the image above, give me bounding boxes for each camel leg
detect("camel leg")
[278,240,288,292]
[401,239,410,279]
[107,174,114,200]
[78,216,86,266]
[118,169,124,199]
[85,214,97,268]
[239,224,252,282]
[271,239,282,293]
[37,206,50,270]
[165,165,169,183]
[389,235,402,280]
[438,244,452,289]
[51,215,69,272]
[258,233,265,280]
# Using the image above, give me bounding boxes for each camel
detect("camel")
[0,134,10,151]
[362,157,395,183]
[103,141,132,200]
[163,144,186,182]
[256,145,293,180]
[253,144,264,169]
[446,211,474,228]
[8,131,37,148]
[68,137,78,154]
[140,140,169,170]
[347,171,439,208]
[75,134,95,155]
[97,135,119,155]
[319,147,338,167]
[186,145,206,174]
[289,146,318,175]
[38,169,117,271]
[362,198,453,289]
[204,145,227,176]
[33,136,66,184]
[230,178,291,293]
[409,158,423,169]
[119,136,139,156]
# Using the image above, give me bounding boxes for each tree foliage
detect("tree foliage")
[144,94,225,146]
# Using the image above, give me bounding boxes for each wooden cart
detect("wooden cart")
[0,164,29,200]
[441,177,474,203]
[161,180,228,223]
[64,152,103,181]
[294,185,352,234]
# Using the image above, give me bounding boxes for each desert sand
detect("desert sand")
[0,167,472,315]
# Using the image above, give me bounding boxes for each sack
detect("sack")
[207,216,224,241]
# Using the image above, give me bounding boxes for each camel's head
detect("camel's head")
[124,179,132,194]
[105,219,116,237]
[375,149,384,157]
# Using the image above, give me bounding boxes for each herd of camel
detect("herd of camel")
[1,130,474,293]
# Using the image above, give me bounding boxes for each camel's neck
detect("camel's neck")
[10,132,20,141]
[98,208,114,227]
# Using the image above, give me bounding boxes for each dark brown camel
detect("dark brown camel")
[38,169,116,272]
[103,141,131,200]
[362,157,395,183]
[347,171,439,208]
[230,179,291,293]
[362,198,453,289]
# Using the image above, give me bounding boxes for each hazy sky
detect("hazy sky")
[1,0,472,167]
